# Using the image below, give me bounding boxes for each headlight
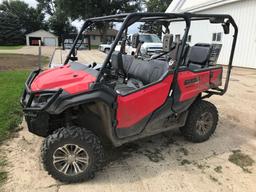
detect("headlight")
[31,94,53,107]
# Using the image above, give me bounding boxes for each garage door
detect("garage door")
[44,37,56,46]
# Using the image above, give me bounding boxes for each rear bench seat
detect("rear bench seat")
[111,52,169,95]
[187,44,212,70]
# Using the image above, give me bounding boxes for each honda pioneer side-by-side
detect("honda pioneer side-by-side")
[21,13,238,183]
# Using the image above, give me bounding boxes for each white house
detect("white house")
[26,29,58,46]
[166,0,256,68]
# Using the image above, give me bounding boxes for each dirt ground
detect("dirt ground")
[0,54,49,71]
[0,46,55,58]
[50,49,106,67]
[1,48,256,192]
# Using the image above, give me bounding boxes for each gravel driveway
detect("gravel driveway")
[1,50,256,192]
[0,46,55,57]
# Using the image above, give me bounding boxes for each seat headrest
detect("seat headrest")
[188,46,211,65]
[111,52,124,72]
[162,34,173,52]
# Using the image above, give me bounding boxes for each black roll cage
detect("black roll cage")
[64,12,238,96]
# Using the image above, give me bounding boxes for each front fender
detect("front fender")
[47,90,116,115]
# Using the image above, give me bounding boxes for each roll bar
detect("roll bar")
[64,12,238,96]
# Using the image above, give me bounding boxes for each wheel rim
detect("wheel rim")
[196,112,213,136]
[53,144,89,176]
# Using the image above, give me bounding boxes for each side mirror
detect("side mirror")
[126,39,131,46]
[222,21,230,34]
[70,48,77,56]
[70,56,78,61]
[162,34,174,52]
[70,48,78,61]
[132,33,140,48]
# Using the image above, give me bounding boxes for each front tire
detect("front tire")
[181,100,218,143]
[41,127,104,183]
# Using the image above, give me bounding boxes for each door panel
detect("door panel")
[177,70,210,102]
[210,68,222,88]
[44,37,56,46]
[116,74,173,128]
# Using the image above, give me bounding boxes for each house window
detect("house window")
[187,35,192,42]
[175,34,181,42]
[92,35,96,40]
[217,32,222,41]
[212,32,222,42]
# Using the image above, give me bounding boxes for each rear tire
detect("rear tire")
[41,126,104,183]
[180,100,218,143]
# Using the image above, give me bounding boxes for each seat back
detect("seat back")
[162,34,174,52]
[187,44,212,68]
[111,51,125,74]
[112,52,168,84]
[169,41,190,65]
[122,54,134,74]
[128,59,169,84]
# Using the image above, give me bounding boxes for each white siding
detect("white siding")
[168,0,256,68]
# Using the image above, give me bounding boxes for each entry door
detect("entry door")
[116,75,173,129]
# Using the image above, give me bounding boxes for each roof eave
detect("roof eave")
[172,0,242,13]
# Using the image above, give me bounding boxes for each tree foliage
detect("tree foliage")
[0,0,47,45]
[140,0,173,36]
[40,0,141,43]
[56,0,141,20]
[0,12,24,45]
[37,0,77,44]
[146,0,172,12]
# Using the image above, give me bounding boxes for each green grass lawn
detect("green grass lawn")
[0,70,29,188]
[0,45,24,50]
[0,71,29,141]
[90,45,99,49]
[0,53,49,188]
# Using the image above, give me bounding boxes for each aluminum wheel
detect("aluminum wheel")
[195,112,213,136]
[53,144,89,176]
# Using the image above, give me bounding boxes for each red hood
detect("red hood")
[31,64,97,94]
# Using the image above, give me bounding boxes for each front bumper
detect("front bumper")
[21,69,63,112]
[20,69,63,137]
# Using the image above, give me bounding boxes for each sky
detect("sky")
[0,0,37,8]
[23,0,37,7]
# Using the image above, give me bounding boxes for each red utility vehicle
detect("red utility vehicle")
[21,13,238,183]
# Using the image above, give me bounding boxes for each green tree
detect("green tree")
[146,0,172,13]
[0,0,47,45]
[0,12,24,45]
[48,12,77,45]
[140,0,173,36]
[56,0,141,20]
[55,0,141,43]
[37,0,77,45]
